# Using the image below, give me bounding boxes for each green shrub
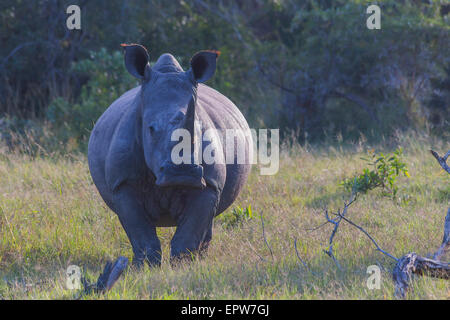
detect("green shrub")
[218,205,253,229]
[341,148,410,198]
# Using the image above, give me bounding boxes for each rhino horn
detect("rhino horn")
[183,96,196,144]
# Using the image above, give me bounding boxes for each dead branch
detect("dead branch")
[260,212,274,261]
[82,256,128,295]
[319,190,398,268]
[294,238,316,275]
[431,149,450,261]
[433,207,450,260]
[430,149,450,174]
[337,213,398,262]
[305,220,329,232]
[318,192,357,270]
[323,208,343,270]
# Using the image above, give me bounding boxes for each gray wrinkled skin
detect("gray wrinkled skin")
[88,44,252,267]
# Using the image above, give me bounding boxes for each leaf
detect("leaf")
[247,205,252,218]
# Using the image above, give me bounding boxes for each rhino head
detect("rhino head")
[121,44,219,189]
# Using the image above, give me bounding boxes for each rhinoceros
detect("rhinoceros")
[88,44,252,267]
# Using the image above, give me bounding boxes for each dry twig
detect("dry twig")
[336,213,398,262]
[293,238,316,275]
[312,192,357,270]
[260,212,274,261]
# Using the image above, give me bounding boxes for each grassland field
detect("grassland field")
[0,131,448,299]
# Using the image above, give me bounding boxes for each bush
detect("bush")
[219,205,253,229]
[341,148,410,198]
[46,49,138,150]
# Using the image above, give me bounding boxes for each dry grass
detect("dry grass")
[0,131,449,299]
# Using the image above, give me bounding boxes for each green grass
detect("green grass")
[0,131,448,299]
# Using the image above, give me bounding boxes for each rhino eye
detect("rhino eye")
[149,126,155,134]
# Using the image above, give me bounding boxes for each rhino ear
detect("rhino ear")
[189,50,220,83]
[121,43,150,80]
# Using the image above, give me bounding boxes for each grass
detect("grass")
[0,131,449,299]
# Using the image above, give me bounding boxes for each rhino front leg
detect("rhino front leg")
[198,223,213,257]
[113,184,161,268]
[170,188,219,265]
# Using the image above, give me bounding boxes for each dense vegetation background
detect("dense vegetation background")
[0,0,448,153]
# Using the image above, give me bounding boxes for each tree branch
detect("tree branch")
[430,149,450,174]
[337,213,398,262]
[333,89,379,123]
[319,193,358,270]
[1,42,39,70]
[294,237,316,275]
[433,207,450,260]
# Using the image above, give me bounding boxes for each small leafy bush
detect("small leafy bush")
[219,205,253,229]
[341,148,410,198]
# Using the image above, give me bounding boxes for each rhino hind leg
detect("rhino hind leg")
[170,188,218,266]
[113,184,162,268]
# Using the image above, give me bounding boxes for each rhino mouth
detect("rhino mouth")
[155,162,206,189]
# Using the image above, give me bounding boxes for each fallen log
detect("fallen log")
[393,252,450,298]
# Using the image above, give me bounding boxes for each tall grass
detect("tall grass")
[0,131,448,299]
